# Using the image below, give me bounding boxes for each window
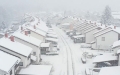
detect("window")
[19,62,23,66]
[33,52,36,55]
[102,37,105,41]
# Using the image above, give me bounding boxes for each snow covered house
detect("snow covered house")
[85,23,105,44]
[12,31,42,63]
[0,37,32,68]
[112,40,120,53]
[26,26,46,42]
[45,38,58,47]
[0,50,20,75]
[91,26,120,50]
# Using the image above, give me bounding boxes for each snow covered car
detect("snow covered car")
[81,56,86,64]
[46,51,59,55]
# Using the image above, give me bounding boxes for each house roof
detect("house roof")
[99,66,120,75]
[95,27,120,37]
[47,34,58,38]
[45,38,58,43]
[13,32,42,47]
[93,54,117,63]
[0,38,32,57]
[112,40,120,48]
[73,35,85,38]
[18,65,52,75]
[36,24,48,33]
[26,26,46,37]
[0,50,20,73]
[0,51,20,73]
[41,43,50,47]
[93,25,113,35]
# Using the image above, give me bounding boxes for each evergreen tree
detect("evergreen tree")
[101,5,113,25]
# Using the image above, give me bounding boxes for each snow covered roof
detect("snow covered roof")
[0,38,32,57]
[112,40,120,48]
[18,65,52,75]
[47,34,58,38]
[73,35,85,38]
[41,43,50,47]
[95,27,120,37]
[117,50,120,54]
[99,66,120,75]
[36,25,48,33]
[93,25,113,35]
[26,26,46,36]
[13,32,41,47]
[93,54,117,63]
[0,50,20,73]
[45,38,58,43]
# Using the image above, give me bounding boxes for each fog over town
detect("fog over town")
[0,0,120,75]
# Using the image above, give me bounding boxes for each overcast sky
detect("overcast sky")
[0,0,120,12]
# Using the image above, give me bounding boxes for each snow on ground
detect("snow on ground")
[41,35,67,75]
[41,26,113,75]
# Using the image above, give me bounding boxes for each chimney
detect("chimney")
[10,35,14,42]
[114,26,116,29]
[25,31,28,36]
[5,33,8,38]
[34,25,36,29]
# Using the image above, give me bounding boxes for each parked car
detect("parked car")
[81,56,86,64]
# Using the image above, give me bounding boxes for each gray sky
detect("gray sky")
[0,0,120,12]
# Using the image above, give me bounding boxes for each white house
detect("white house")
[0,50,20,75]
[12,31,42,63]
[26,26,46,42]
[91,26,120,50]
[85,24,105,44]
[0,37,32,68]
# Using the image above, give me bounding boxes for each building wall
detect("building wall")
[85,29,98,44]
[96,31,118,50]
[14,37,41,63]
[0,47,30,68]
[30,31,45,42]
